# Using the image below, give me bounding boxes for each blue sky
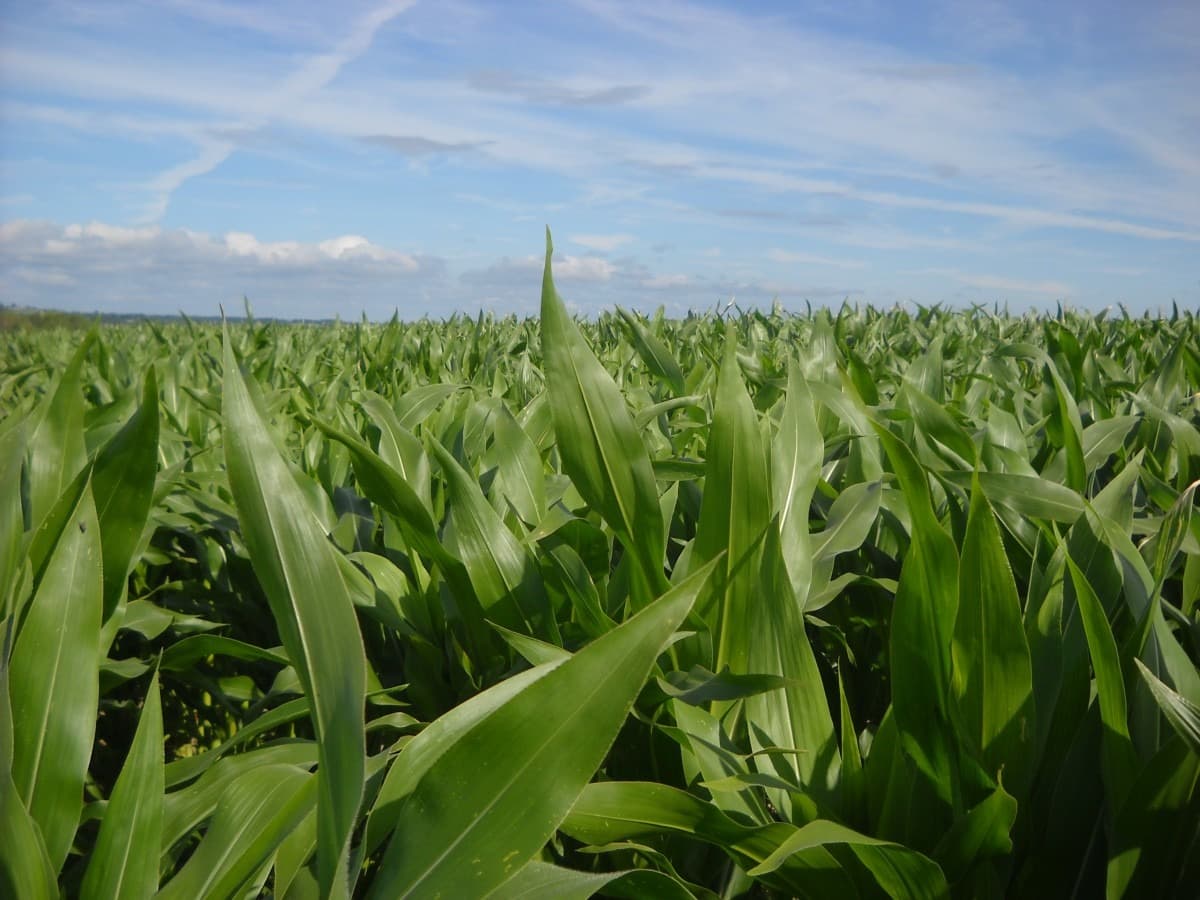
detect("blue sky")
[1,0,1198,318]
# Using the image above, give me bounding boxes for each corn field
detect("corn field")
[2,235,1198,898]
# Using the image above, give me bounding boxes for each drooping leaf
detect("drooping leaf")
[368,560,718,899]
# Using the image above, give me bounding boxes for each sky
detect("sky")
[1,0,1198,319]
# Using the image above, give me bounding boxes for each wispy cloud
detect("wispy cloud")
[467,70,651,107]
[361,134,492,157]
[136,0,418,221]
[2,0,1198,313]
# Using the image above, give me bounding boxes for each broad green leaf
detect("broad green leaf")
[488,404,546,525]
[365,664,556,858]
[562,781,850,898]
[1106,737,1200,899]
[359,391,433,513]
[932,783,1017,884]
[746,527,839,809]
[490,859,698,900]
[941,471,1083,524]
[1065,556,1137,810]
[431,438,546,634]
[223,331,365,900]
[1134,659,1200,755]
[540,230,666,597]
[80,670,164,900]
[694,325,771,677]
[25,332,94,528]
[747,818,950,900]
[952,476,1036,800]
[1044,362,1086,494]
[157,765,317,900]
[93,368,159,626]
[0,618,57,900]
[617,307,686,395]
[161,743,318,858]
[838,670,865,827]
[904,381,976,467]
[873,424,960,807]
[0,425,25,615]
[9,479,101,872]
[368,560,718,899]
[771,361,821,608]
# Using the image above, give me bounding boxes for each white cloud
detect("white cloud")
[0,219,433,316]
[555,255,616,281]
[569,233,634,251]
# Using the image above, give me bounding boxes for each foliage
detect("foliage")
[2,236,1198,897]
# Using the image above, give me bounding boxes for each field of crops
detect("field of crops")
[2,237,1198,899]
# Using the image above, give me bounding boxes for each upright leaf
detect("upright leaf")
[223,332,365,899]
[771,361,821,608]
[93,368,160,624]
[80,670,164,900]
[9,479,102,873]
[0,619,57,900]
[1065,556,1137,811]
[694,325,771,677]
[25,332,94,528]
[873,424,960,807]
[540,230,666,597]
[952,476,1036,800]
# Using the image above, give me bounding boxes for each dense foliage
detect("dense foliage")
[2,238,1199,898]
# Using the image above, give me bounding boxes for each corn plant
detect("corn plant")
[1,232,1198,898]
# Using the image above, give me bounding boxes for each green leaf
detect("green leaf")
[161,744,318,859]
[368,559,719,899]
[25,331,94,528]
[93,368,159,625]
[1044,362,1086,494]
[771,362,822,608]
[0,424,25,615]
[9,478,102,872]
[657,665,788,706]
[431,438,547,634]
[932,783,1017,884]
[694,324,771,677]
[1065,555,1137,811]
[561,780,823,895]
[1106,737,1200,899]
[940,471,1083,524]
[80,670,164,900]
[617,307,686,396]
[0,618,57,900]
[745,527,839,809]
[490,859,698,900]
[157,765,318,900]
[952,476,1036,800]
[873,424,960,807]
[489,404,546,525]
[540,230,666,597]
[222,331,365,899]
[746,819,950,900]
[1134,659,1200,755]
